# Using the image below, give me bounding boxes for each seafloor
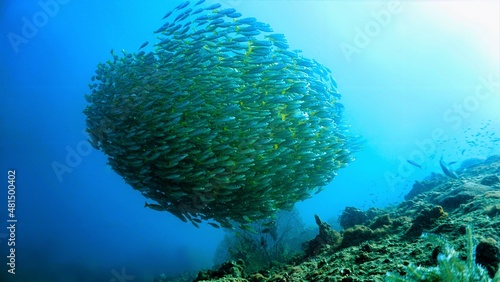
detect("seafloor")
[162,155,500,282]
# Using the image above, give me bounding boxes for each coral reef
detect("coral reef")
[386,226,499,281]
[213,209,309,274]
[405,176,446,201]
[304,214,342,256]
[404,206,447,237]
[195,260,246,282]
[481,175,500,186]
[181,156,500,282]
[339,206,369,229]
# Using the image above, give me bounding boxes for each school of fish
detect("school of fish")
[83,0,357,229]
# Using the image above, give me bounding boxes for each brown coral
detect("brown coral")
[405,205,448,237]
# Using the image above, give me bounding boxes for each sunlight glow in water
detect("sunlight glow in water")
[423,1,500,67]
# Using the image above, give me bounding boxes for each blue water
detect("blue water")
[1,0,499,281]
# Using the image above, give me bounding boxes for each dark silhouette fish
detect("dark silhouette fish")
[439,157,459,179]
[144,202,164,211]
[139,41,149,50]
[407,160,423,169]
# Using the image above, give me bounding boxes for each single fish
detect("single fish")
[175,1,190,11]
[236,17,257,24]
[204,3,221,10]
[154,23,170,34]
[240,224,257,233]
[439,157,459,179]
[407,159,422,169]
[139,41,149,50]
[208,222,220,228]
[191,8,203,15]
[144,202,164,211]
[194,0,205,6]
[162,10,173,20]
[218,8,236,15]
[226,12,242,18]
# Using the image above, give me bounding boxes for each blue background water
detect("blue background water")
[0,0,499,281]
